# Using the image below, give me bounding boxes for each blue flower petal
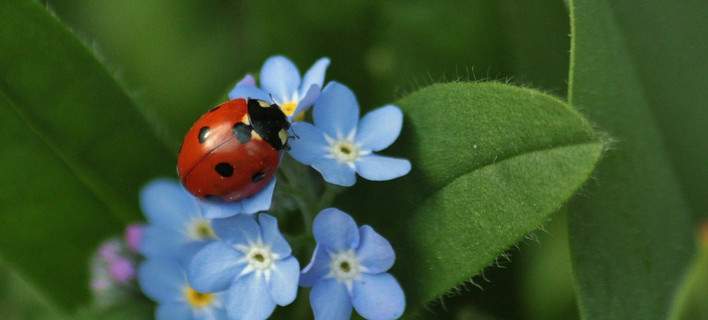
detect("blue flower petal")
[310,278,352,320]
[300,245,331,287]
[299,57,330,98]
[228,84,270,102]
[236,74,256,87]
[258,214,291,257]
[288,122,328,165]
[268,257,300,306]
[156,303,192,320]
[212,215,262,247]
[352,273,405,320]
[355,155,411,181]
[226,272,276,320]
[199,178,275,219]
[293,84,320,118]
[312,158,356,187]
[356,226,395,274]
[240,177,277,214]
[260,55,301,103]
[139,225,186,258]
[140,179,199,231]
[313,208,360,252]
[313,82,360,138]
[138,259,186,303]
[356,105,403,152]
[188,241,245,293]
[200,198,244,219]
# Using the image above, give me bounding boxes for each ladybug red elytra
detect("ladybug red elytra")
[177,98,290,201]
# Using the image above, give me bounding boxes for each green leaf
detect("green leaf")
[672,235,708,320]
[338,82,603,316]
[566,0,697,319]
[0,0,174,309]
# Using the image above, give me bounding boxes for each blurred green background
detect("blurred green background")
[2,0,579,319]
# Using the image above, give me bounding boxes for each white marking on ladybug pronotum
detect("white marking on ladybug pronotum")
[241,114,251,125]
[278,129,288,146]
[257,100,270,108]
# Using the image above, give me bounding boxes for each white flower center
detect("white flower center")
[236,241,279,281]
[330,140,360,163]
[329,250,362,283]
[245,244,275,271]
[188,219,216,240]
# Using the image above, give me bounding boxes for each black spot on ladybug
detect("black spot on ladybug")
[214,162,234,177]
[198,126,210,144]
[233,123,252,144]
[208,105,221,113]
[251,171,266,182]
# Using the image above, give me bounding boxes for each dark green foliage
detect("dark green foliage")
[567,0,696,318]
[0,0,174,309]
[339,82,602,316]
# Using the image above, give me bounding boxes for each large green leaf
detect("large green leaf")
[0,0,174,308]
[339,82,603,316]
[566,0,696,319]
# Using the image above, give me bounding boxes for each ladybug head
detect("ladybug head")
[246,99,291,150]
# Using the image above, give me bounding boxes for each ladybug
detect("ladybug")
[177,98,290,201]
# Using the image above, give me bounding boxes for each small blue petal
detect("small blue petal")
[138,259,186,303]
[240,178,277,214]
[212,215,262,247]
[356,105,403,152]
[139,225,186,258]
[300,245,331,287]
[288,122,328,165]
[313,208,360,252]
[355,155,411,181]
[200,198,244,220]
[260,55,301,103]
[268,257,300,306]
[140,179,200,231]
[310,279,352,320]
[236,74,256,87]
[292,84,320,118]
[352,273,405,320]
[156,303,192,320]
[313,82,360,138]
[356,226,395,274]
[258,214,291,257]
[188,241,245,293]
[228,84,270,102]
[312,158,356,187]
[299,57,330,98]
[227,272,277,320]
[199,178,275,219]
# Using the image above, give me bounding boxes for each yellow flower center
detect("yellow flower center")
[190,219,216,240]
[184,287,215,308]
[281,101,298,117]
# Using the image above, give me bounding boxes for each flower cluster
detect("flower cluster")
[135,55,410,320]
[89,224,142,306]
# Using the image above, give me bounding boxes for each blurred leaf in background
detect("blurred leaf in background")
[566,0,703,318]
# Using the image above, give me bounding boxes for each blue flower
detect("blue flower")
[229,55,330,119]
[139,179,276,258]
[300,208,405,320]
[188,214,300,320]
[287,82,411,187]
[138,252,228,320]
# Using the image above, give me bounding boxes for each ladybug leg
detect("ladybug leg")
[287,128,300,140]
